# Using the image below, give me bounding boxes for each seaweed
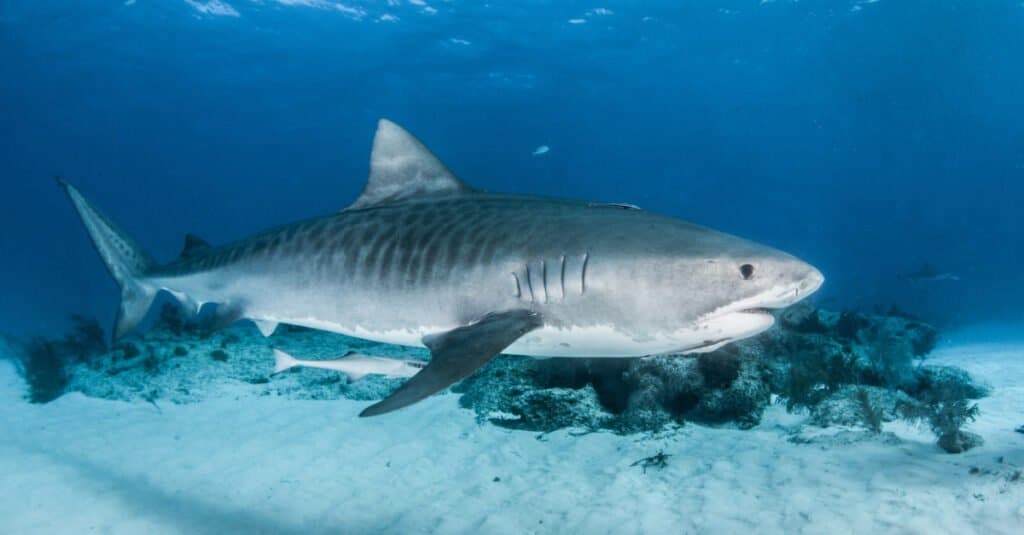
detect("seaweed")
[856,387,882,433]
[899,368,983,453]
[13,314,109,402]
[61,314,107,363]
[18,338,69,403]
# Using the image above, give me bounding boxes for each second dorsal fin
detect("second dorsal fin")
[179,233,212,259]
[345,119,473,211]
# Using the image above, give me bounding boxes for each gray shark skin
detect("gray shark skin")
[60,119,824,416]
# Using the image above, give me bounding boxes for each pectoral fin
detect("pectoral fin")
[359,309,542,417]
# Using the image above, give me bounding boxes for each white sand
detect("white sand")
[2,329,1023,534]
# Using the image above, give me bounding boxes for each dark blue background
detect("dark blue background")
[2,0,1022,336]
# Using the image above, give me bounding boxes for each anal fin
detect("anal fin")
[359,309,542,417]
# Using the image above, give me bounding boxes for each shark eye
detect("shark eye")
[739,264,755,280]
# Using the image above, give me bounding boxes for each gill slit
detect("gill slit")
[559,255,566,300]
[581,252,589,295]
[511,273,522,299]
[541,260,548,303]
[525,263,536,302]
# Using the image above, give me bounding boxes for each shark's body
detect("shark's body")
[61,119,823,416]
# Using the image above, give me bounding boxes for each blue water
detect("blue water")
[2,0,1022,336]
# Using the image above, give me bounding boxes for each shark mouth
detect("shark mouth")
[677,271,824,355]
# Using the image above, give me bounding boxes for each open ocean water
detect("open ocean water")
[1,1,1023,534]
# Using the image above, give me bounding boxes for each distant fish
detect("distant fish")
[899,264,960,283]
[272,349,425,381]
[532,145,550,156]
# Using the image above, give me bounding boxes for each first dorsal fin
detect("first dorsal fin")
[179,233,212,259]
[345,119,473,211]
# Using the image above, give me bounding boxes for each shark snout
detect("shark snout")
[799,266,825,298]
[754,262,824,309]
[779,264,824,305]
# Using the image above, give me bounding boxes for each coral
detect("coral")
[809,385,913,430]
[453,304,978,436]
[858,319,919,388]
[62,314,107,363]
[32,301,985,450]
[456,357,611,431]
[618,356,703,431]
[690,354,770,429]
[507,386,610,432]
[778,302,829,334]
[780,334,857,409]
[12,314,107,402]
[898,367,984,453]
[835,311,869,340]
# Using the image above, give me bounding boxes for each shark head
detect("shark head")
[673,246,824,353]
[625,227,824,354]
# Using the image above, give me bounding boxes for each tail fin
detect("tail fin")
[272,349,300,375]
[57,178,158,341]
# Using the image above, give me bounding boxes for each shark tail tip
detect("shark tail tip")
[59,178,158,341]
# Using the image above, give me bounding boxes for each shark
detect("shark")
[899,264,960,282]
[59,119,824,417]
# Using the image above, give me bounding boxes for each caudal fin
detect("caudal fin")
[57,177,157,341]
[272,349,300,375]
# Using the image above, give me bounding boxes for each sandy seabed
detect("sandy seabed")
[1,325,1022,534]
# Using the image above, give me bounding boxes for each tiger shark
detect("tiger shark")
[60,119,824,416]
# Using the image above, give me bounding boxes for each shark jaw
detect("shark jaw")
[675,266,826,354]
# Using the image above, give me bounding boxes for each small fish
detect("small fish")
[899,264,960,283]
[272,349,425,381]
[532,145,550,156]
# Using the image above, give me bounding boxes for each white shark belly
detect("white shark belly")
[259,316,769,359]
